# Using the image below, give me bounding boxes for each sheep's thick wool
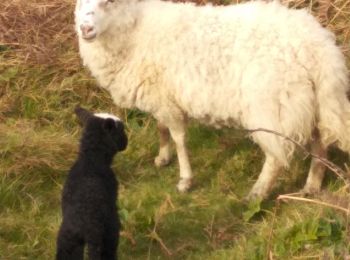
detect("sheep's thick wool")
[75,0,349,198]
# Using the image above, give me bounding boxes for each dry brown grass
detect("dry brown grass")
[0,0,78,67]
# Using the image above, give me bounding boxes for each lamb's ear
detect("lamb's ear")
[103,118,116,132]
[116,122,128,151]
[117,133,128,151]
[75,106,93,125]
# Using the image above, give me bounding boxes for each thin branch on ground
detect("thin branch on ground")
[277,194,350,214]
[147,194,174,257]
[244,128,350,185]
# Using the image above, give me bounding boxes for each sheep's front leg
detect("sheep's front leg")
[154,122,172,167]
[168,125,192,192]
[247,155,283,200]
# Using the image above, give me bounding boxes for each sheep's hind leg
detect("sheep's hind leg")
[168,124,192,192]
[154,122,172,167]
[247,154,283,200]
[302,137,327,194]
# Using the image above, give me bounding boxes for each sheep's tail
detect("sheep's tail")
[315,39,350,152]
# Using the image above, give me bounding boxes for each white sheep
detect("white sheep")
[74,0,350,199]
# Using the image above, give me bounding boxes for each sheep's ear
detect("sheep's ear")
[103,118,116,131]
[75,106,93,125]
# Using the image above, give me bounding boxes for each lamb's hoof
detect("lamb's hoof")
[176,178,192,193]
[154,156,171,168]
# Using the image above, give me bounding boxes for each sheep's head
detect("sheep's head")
[75,0,118,41]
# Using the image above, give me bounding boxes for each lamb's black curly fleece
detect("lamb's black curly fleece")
[56,107,127,260]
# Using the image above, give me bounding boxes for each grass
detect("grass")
[1,0,350,259]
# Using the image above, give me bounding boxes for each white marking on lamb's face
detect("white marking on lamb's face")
[75,0,115,41]
[94,113,121,122]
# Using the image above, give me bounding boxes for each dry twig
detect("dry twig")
[278,194,350,214]
[245,128,350,185]
[147,194,175,257]
[318,0,332,24]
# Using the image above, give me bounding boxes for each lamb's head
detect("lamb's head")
[75,106,128,152]
[75,0,120,41]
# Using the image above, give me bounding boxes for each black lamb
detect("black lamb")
[56,106,128,260]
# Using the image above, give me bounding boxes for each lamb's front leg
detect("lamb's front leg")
[154,122,172,167]
[168,124,193,192]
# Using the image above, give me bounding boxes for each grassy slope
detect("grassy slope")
[1,0,349,259]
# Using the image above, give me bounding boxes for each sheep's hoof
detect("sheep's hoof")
[300,186,321,196]
[176,178,192,193]
[245,190,266,202]
[154,156,171,168]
